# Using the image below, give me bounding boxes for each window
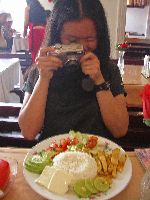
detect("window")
[0,0,26,33]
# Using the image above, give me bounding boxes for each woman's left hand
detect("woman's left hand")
[80,52,104,84]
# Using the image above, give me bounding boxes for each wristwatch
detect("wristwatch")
[94,81,110,93]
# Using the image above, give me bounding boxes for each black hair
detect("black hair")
[45,10,51,19]
[44,0,110,71]
[26,0,46,25]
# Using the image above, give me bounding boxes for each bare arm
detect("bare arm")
[80,52,129,138]
[18,47,63,140]
[96,91,128,138]
[23,6,30,37]
[19,77,50,140]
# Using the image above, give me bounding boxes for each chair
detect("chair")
[0,102,38,147]
[115,107,150,151]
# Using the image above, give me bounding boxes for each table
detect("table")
[123,65,150,108]
[0,58,23,102]
[0,148,145,200]
[11,37,29,53]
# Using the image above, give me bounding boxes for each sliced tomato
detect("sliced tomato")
[47,142,59,150]
[55,147,64,153]
[60,138,71,151]
[0,159,10,190]
[71,137,79,145]
[86,136,98,148]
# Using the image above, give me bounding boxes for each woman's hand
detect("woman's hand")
[80,52,104,84]
[35,47,63,81]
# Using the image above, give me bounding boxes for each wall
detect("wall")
[101,0,126,58]
[39,0,53,10]
[125,6,149,35]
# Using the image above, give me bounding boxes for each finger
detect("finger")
[81,60,98,67]
[81,62,100,73]
[36,55,63,66]
[80,52,97,63]
[82,67,97,75]
[37,61,62,70]
[38,47,55,57]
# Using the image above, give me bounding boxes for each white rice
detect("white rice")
[53,151,97,181]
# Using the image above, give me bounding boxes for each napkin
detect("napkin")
[140,84,150,126]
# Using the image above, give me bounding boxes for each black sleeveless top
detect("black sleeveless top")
[24,62,125,141]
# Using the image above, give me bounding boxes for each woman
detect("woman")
[19,0,129,141]
[0,12,7,49]
[23,0,46,62]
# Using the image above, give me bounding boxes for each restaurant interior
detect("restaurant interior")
[0,1,150,199]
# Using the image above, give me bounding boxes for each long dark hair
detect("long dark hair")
[44,0,110,71]
[26,0,46,25]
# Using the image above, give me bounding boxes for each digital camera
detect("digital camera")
[48,43,84,71]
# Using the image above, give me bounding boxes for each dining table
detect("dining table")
[11,37,29,53]
[123,65,150,108]
[0,58,23,103]
[0,147,145,200]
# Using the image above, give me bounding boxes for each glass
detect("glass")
[140,168,150,200]
[117,50,125,80]
[0,156,18,199]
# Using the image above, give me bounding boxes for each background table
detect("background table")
[11,37,29,53]
[123,65,150,108]
[0,148,145,200]
[0,58,23,102]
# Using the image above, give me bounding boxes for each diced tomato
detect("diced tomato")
[60,138,71,151]
[86,136,98,148]
[47,142,59,150]
[89,136,98,142]
[0,159,10,190]
[71,137,78,145]
[55,147,64,153]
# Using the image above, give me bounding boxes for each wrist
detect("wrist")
[94,81,110,93]
[38,75,52,84]
[93,74,105,85]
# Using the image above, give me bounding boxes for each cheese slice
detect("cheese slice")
[35,166,56,188]
[35,165,73,195]
[48,169,73,195]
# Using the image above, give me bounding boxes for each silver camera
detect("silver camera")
[48,43,84,71]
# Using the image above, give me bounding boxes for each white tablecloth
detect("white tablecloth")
[0,58,23,103]
[11,37,29,53]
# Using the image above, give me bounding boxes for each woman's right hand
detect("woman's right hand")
[35,47,63,81]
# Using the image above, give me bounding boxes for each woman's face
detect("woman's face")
[60,18,97,52]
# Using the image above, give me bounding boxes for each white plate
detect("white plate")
[23,134,132,200]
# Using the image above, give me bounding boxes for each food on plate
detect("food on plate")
[0,159,10,191]
[53,151,97,182]
[25,151,53,174]
[25,131,127,198]
[73,176,110,198]
[35,166,72,194]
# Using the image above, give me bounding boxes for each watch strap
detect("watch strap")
[94,81,110,93]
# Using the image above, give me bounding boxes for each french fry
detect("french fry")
[112,165,117,178]
[97,159,102,173]
[108,163,113,173]
[118,154,127,165]
[98,154,107,173]
[94,147,127,183]
[111,148,120,165]
[105,154,111,166]
[117,154,127,172]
